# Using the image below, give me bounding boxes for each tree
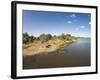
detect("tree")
[46,34,52,40]
[58,33,66,40]
[65,34,72,40]
[38,34,52,43]
[39,34,47,43]
[23,32,29,44]
[29,35,35,43]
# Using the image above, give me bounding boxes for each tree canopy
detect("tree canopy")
[23,32,77,44]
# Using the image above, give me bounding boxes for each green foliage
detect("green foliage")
[29,35,35,42]
[59,33,66,40]
[58,33,73,41]
[23,32,78,44]
[39,34,52,43]
[23,33,35,44]
[23,32,29,44]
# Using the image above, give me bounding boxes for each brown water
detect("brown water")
[23,38,90,69]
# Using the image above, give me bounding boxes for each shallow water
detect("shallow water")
[23,38,91,69]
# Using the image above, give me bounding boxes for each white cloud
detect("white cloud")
[75,26,85,31]
[67,21,72,24]
[70,14,76,18]
[89,22,91,24]
[65,14,76,18]
[80,26,85,29]
[88,15,91,17]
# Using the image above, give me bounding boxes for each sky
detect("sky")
[22,10,91,37]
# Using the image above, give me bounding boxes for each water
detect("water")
[23,38,91,69]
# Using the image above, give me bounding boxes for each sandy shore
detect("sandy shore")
[23,39,79,56]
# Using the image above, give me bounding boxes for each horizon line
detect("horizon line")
[23,32,91,38]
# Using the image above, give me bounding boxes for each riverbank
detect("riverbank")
[23,38,79,56]
[23,38,90,69]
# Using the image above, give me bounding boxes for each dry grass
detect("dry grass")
[23,39,78,56]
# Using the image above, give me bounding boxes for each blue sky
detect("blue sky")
[23,10,91,37]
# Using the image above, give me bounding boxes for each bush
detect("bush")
[46,45,51,48]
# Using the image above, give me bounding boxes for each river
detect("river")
[23,38,91,69]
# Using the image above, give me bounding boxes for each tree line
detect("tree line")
[23,32,77,44]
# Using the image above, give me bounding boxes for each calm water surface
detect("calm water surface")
[23,38,91,69]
